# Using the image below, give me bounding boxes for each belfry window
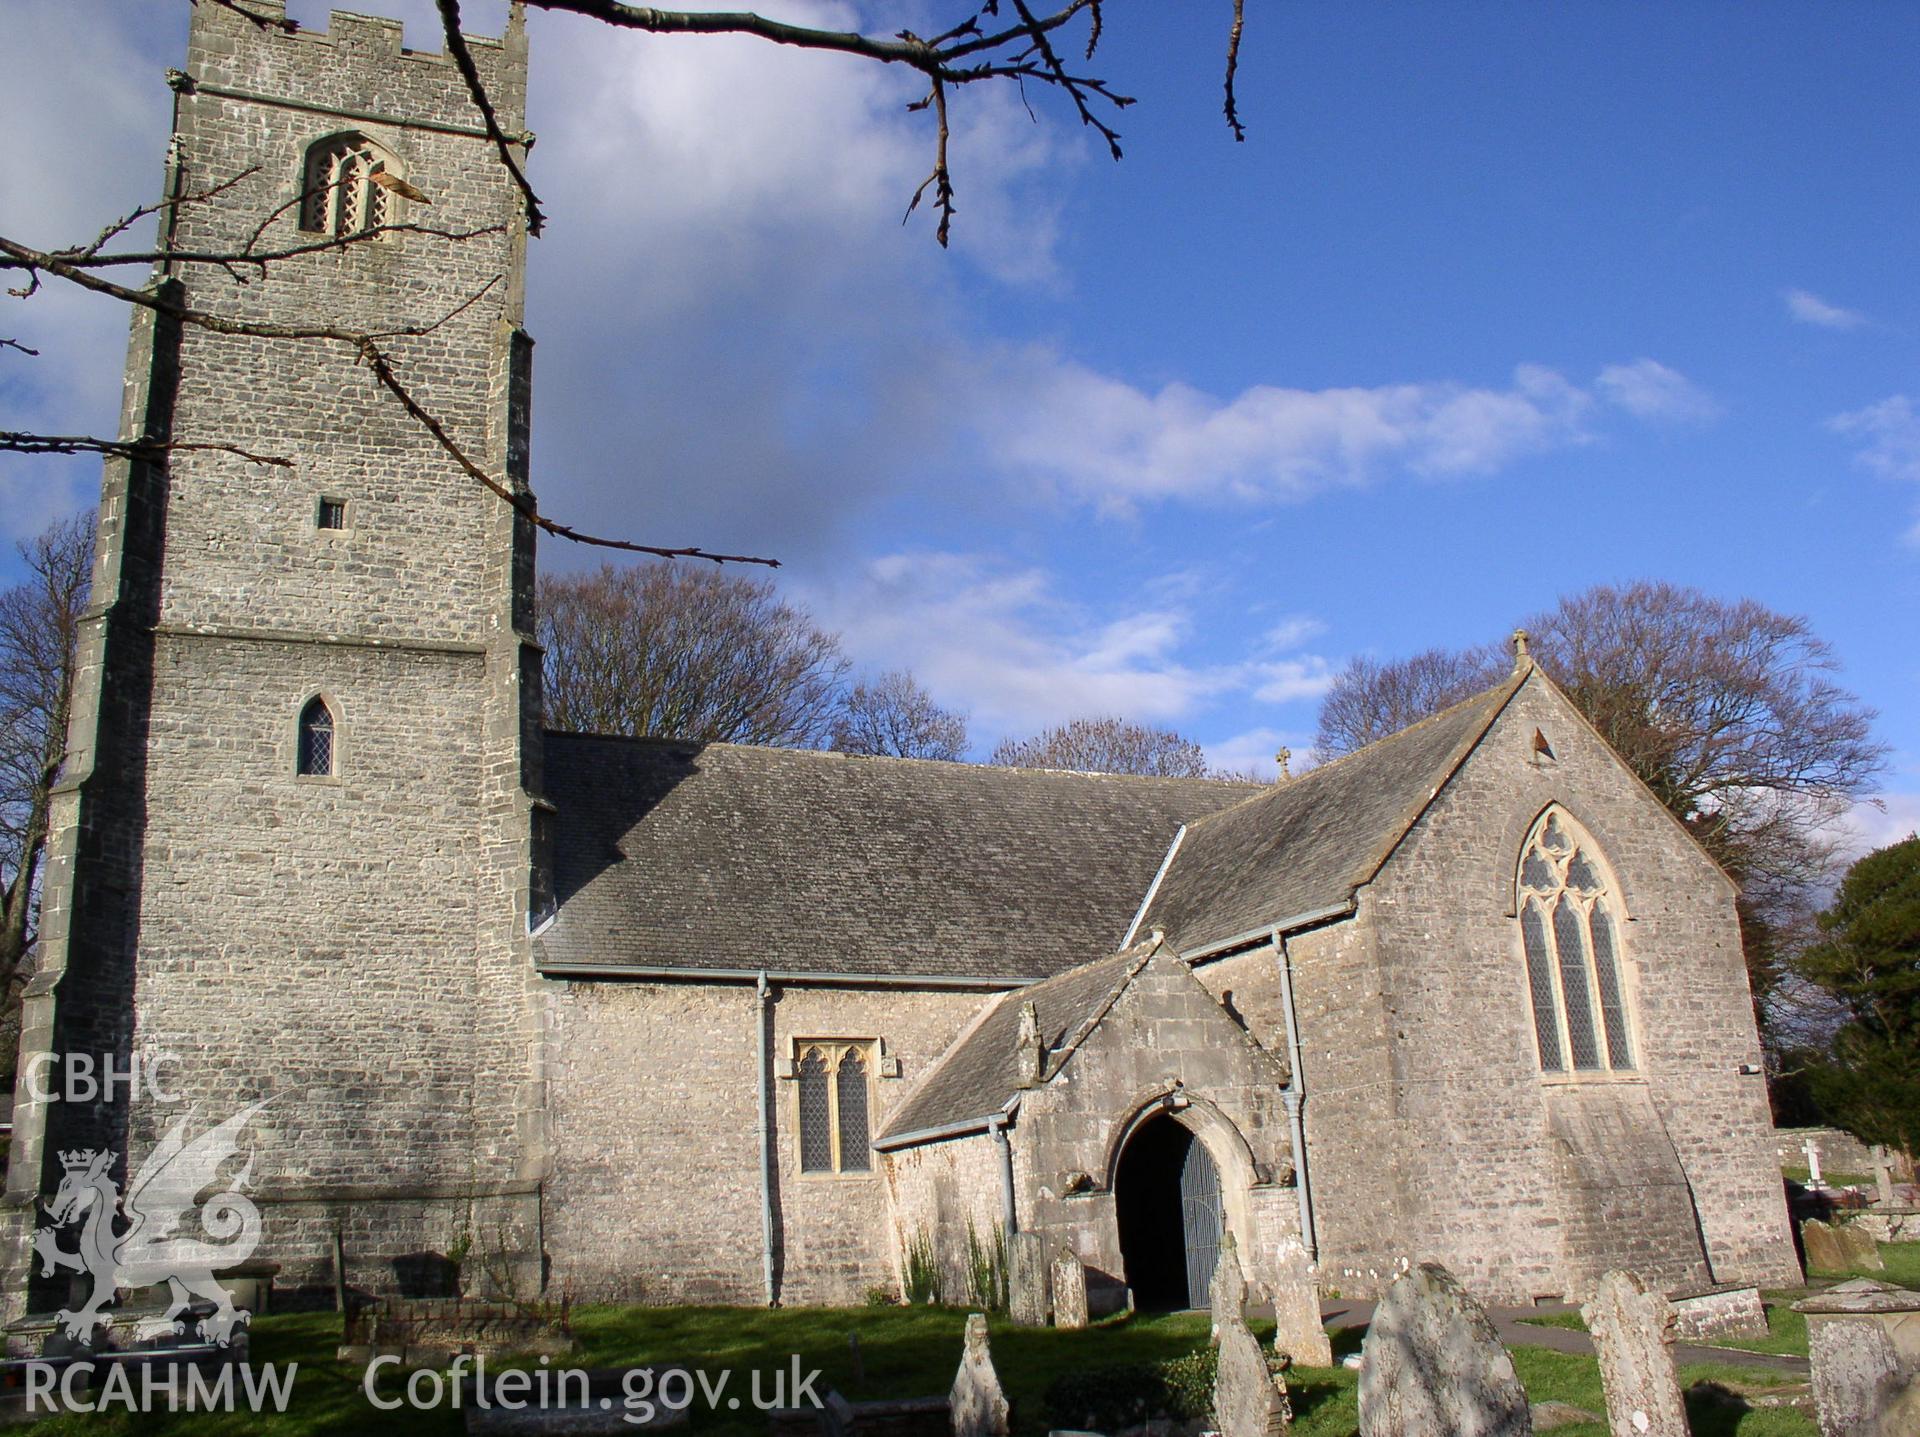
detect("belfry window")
[796,1042,873,1174]
[1517,809,1635,1075]
[297,697,335,777]
[299,133,399,237]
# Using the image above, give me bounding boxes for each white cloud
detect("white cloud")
[1784,288,1868,331]
[1262,615,1327,651]
[1836,793,1920,860]
[1594,359,1722,423]
[804,552,1336,750]
[958,351,1714,513]
[1829,395,1920,542]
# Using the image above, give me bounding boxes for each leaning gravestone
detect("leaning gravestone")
[1270,1235,1332,1368]
[1834,1222,1885,1273]
[949,1314,1010,1437]
[1581,1270,1688,1437]
[1357,1262,1533,1437]
[1211,1232,1249,1342]
[1215,1308,1292,1437]
[1871,1147,1897,1208]
[1800,1220,1847,1274]
[1007,1233,1049,1327]
[1051,1250,1088,1330]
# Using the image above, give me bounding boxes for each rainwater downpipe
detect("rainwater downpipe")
[756,971,777,1306]
[1272,929,1317,1260]
[988,1111,1018,1235]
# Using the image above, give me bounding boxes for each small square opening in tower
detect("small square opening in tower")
[316,498,348,531]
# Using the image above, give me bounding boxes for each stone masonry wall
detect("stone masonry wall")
[7,2,543,1310]
[1000,954,1296,1303]
[542,979,988,1305]
[1359,670,1800,1299]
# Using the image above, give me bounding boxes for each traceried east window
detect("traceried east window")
[795,1041,873,1174]
[297,696,335,777]
[299,133,400,237]
[1517,808,1635,1075]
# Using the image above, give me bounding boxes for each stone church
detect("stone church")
[4,2,1801,1321]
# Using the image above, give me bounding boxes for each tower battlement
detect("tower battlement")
[185,1,526,139]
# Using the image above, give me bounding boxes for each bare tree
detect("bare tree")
[991,716,1211,777]
[1314,581,1889,1022]
[1315,645,1506,756]
[831,670,970,761]
[539,562,848,745]
[0,511,95,1008]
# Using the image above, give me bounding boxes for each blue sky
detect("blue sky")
[2,1,1915,845]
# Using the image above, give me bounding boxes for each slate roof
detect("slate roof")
[535,734,1258,983]
[1136,670,1527,956]
[876,943,1153,1144]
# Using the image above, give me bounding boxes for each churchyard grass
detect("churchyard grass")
[21,1300,1824,1437]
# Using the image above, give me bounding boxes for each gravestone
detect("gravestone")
[1794,1278,1920,1437]
[1581,1270,1688,1437]
[1269,1236,1332,1368]
[1806,1320,1920,1437]
[1215,1310,1292,1437]
[1357,1262,1533,1437]
[1834,1223,1885,1273]
[949,1314,1010,1437]
[1801,1220,1848,1274]
[1051,1251,1088,1330]
[1871,1147,1896,1208]
[1007,1234,1049,1327]
[1211,1232,1248,1342]
[1804,1137,1826,1187]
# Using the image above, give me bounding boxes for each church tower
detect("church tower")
[6,2,548,1310]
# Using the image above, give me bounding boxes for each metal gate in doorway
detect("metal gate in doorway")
[1178,1136,1223,1308]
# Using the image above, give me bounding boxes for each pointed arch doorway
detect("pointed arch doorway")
[1114,1113,1224,1310]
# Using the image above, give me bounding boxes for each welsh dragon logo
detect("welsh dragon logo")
[33,1100,270,1346]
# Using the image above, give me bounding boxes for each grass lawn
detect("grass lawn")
[18,1299,1821,1437]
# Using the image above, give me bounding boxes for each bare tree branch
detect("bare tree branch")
[193,0,298,33]
[2,231,778,566]
[0,432,293,467]
[0,339,38,358]
[1223,0,1247,142]
[435,0,546,236]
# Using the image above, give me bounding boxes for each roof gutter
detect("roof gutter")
[1176,897,1356,964]
[872,1096,1021,1155]
[1119,824,1186,949]
[539,963,1032,991]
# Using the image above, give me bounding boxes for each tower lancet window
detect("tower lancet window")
[1517,808,1635,1075]
[299,133,400,237]
[297,697,336,777]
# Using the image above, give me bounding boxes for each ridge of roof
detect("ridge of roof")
[876,944,1151,1144]
[542,728,1267,790]
[1137,666,1531,956]
[1181,665,1531,839]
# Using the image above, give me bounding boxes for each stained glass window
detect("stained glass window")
[1516,809,1636,1075]
[836,1050,871,1172]
[795,1041,874,1174]
[797,1048,833,1173]
[1520,903,1564,1071]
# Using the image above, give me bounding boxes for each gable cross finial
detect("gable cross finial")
[1511,628,1531,671]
